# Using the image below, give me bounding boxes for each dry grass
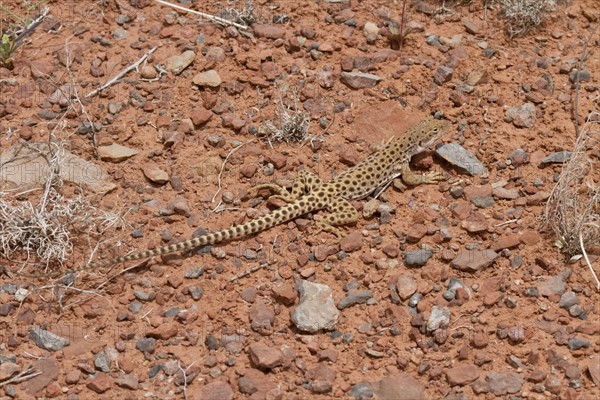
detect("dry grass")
[0,142,124,272]
[542,113,599,287]
[498,0,557,38]
[257,86,311,147]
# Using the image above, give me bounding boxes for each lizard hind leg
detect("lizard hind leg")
[314,197,359,242]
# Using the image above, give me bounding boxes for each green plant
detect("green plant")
[0,1,49,68]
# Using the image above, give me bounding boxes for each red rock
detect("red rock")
[306,364,336,394]
[446,363,480,386]
[340,231,362,252]
[450,201,472,219]
[86,372,111,393]
[491,233,520,251]
[374,374,425,400]
[461,212,488,233]
[198,380,234,400]
[406,224,427,243]
[248,343,284,369]
[253,24,286,39]
[272,283,297,306]
[147,323,178,340]
[519,230,541,245]
[483,291,503,306]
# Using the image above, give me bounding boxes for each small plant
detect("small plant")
[257,86,311,147]
[0,3,48,68]
[499,0,557,38]
[385,24,413,50]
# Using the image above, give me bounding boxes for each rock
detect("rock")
[337,289,373,310]
[165,50,195,75]
[451,250,498,272]
[340,72,382,89]
[491,234,520,251]
[29,328,69,351]
[462,18,480,35]
[492,187,519,200]
[435,143,488,176]
[306,364,336,394]
[395,273,417,300]
[461,212,489,233]
[253,24,286,39]
[538,275,567,297]
[485,371,524,395]
[86,372,111,394]
[403,249,433,267]
[427,306,450,332]
[198,380,234,400]
[291,280,339,332]
[115,373,138,390]
[248,343,284,369]
[272,283,297,306]
[24,358,60,395]
[363,21,379,35]
[249,301,275,334]
[350,383,374,399]
[191,107,213,126]
[373,374,425,400]
[192,70,222,87]
[434,66,453,85]
[559,291,579,309]
[567,337,590,350]
[505,103,537,128]
[586,354,600,386]
[98,143,139,162]
[142,163,169,184]
[0,142,116,194]
[446,363,480,385]
[340,231,363,252]
[0,362,19,381]
[406,224,428,243]
[540,151,572,166]
[508,148,529,166]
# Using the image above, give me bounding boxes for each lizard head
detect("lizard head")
[413,117,451,153]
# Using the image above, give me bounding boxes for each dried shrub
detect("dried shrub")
[257,87,311,146]
[499,0,556,38]
[542,113,599,285]
[0,142,123,271]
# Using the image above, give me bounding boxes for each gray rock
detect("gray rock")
[448,277,472,299]
[434,66,453,85]
[340,72,382,89]
[350,383,373,398]
[165,50,195,75]
[427,306,450,332]
[94,352,111,372]
[403,249,433,267]
[29,327,70,351]
[291,280,339,332]
[485,371,524,395]
[98,143,139,162]
[192,69,222,87]
[540,151,572,165]
[505,103,537,128]
[559,291,578,309]
[435,143,488,176]
[538,275,567,297]
[567,337,590,350]
[337,290,373,310]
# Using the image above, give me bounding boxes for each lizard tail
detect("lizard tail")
[88,195,318,269]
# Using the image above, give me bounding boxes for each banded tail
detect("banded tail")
[85,194,323,271]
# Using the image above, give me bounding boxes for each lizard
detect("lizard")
[25,116,451,278]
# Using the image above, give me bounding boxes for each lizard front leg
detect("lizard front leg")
[398,164,444,186]
[253,170,322,203]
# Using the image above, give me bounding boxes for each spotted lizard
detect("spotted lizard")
[29,116,451,277]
